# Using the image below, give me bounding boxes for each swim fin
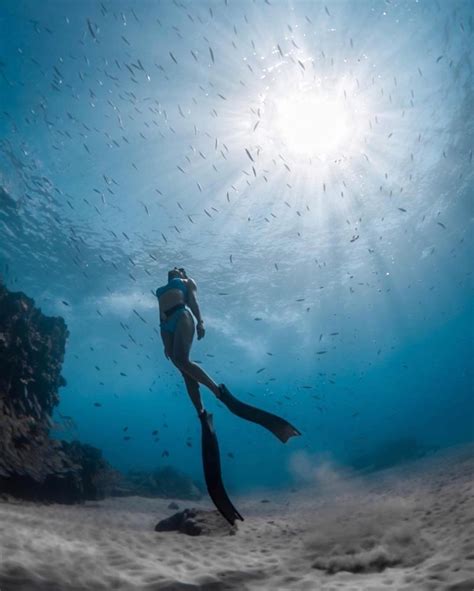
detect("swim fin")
[218,384,301,444]
[199,410,244,526]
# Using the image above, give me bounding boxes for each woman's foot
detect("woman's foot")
[215,384,225,400]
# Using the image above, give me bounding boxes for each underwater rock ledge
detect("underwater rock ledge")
[0,283,115,503]
[114,465,203,500]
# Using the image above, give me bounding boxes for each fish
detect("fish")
[86,18,96,40]
[93,402,102,407]
[133,309,146,323]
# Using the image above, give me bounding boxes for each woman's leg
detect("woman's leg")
[181,371,204,415]
[171,310,221,397]
[163,322,205,413]
[161,329,173,360]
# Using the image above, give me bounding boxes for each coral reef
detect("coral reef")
[113,466,203,500]
[0,283,115,502]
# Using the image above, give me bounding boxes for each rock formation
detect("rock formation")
[0,283,116,502]
[113,465,203,500]
[155,508,237,536]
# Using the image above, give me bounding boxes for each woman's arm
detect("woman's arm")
[186,278,205,339]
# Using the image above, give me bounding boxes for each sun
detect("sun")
[275,93,351,159]
[248,64,371,165]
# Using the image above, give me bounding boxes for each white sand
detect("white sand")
[0,444,473,591]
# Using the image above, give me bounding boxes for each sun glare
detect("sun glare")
[251,64,371,165]
[275,93,351,158]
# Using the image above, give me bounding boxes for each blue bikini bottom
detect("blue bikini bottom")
[160,304,190,334]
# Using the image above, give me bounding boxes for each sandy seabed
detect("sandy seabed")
[1,444,473,591]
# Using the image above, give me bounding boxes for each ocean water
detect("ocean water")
[0,0,472,496]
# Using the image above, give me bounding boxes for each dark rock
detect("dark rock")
[0,284,117,503]
[59,440,121,501]
[155,508,237,536]
[168,501,180,510]
[155,509,187,532]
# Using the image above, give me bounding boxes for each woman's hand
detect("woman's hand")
[196,321,205,340]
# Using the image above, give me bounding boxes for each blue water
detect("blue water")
[0,0,472,493]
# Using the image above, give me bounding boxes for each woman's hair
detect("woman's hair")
[168,267,187,282]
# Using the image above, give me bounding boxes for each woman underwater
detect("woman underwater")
[156,267,301,524]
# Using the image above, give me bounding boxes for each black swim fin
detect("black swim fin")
[199,410,244,526]
[218,384,301,444]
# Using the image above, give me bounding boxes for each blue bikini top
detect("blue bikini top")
[156,277,188,299]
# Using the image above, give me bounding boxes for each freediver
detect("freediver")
[156,267,301,524]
